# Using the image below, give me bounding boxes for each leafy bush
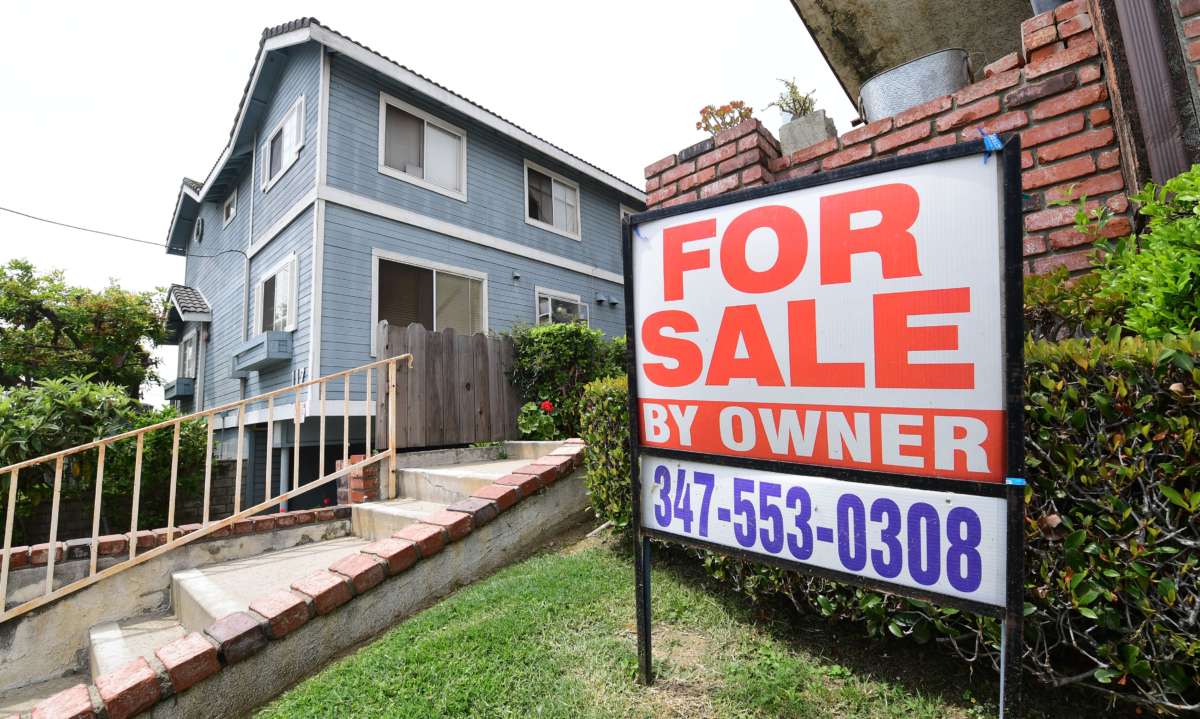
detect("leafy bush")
[579,376,632,529]
[578,338,1200,711]
[0,376,208,542]
[517,401,557,440]
[509,323,623,438]
[1095,165,1200,339]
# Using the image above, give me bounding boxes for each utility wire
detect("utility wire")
[0,204,165,248]
[0,204,246,260]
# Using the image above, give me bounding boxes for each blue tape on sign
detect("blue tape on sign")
[1006,477,1026,486]
[979,129,1003,163]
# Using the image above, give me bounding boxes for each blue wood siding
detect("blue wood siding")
[324,54,631,277]
[319,203,625,389]
[183,172,252,411]
[182,43,321,413]
[245,205,314,398]
[251,43,321,240]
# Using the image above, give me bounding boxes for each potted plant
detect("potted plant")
[770,79,835,156]
[1031,0,1067,14]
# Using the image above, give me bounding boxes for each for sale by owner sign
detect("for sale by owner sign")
[632,154,1007,483]
[624,141,1025,713]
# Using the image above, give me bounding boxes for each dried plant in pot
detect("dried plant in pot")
[770,79,835,156]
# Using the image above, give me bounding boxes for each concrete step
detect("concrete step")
[350,498,446,540]
[0,674,86,715]
[172,536,370,632]
[88,612,186,682]
[396,457,532,503]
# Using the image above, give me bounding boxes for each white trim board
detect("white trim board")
[319,184,624,284]
[248,188,317,258]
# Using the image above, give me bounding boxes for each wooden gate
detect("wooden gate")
[375,322,520,449]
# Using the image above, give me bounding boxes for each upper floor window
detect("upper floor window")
[261,96,305,193]
[525,161,580,240]
[192,217,204,245]
[372,252,485,353]
[536,287,588,326]
[254,254,297,334]
[223,189,238,227]
[179,331,198,379]
[378,93,467,200]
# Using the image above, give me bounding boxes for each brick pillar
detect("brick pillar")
[336,456,379,504]
[644,118,780,210]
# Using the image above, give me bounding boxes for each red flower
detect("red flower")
[540,400,555,412]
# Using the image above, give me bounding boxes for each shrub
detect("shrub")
[509,323,621,437]
[0,376,207,542]
[1095,165,1200,339]
[577,338,1200,711]
[579,375,632,528]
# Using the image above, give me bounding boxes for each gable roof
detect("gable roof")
[164,284,211,343]
[166,17,643,253]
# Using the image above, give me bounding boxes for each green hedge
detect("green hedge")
[579,376,632,529]
[580,336,1200,711]
[509,323,624,438]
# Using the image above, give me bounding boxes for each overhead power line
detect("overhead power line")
[0,204,166,248]
[0,205,245,260]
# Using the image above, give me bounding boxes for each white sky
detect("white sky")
[0,0,856,405]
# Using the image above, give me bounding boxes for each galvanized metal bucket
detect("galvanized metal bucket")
[859,48,972,123]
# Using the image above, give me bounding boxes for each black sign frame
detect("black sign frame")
[621,138,1026,717]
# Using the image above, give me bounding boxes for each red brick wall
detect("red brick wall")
[1178,0,1200,80]
[643,0,1132,276]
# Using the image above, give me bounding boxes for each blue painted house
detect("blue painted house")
[161,19,642,508]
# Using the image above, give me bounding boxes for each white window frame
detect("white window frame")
[620,204,638,223]
[260,95,306,194]
[253,252,299,335]
[179,328,199,379]
[523,159,581,241]
[535,286,589,327]
[192,216,204,245]
[222,188,238,227]
[377,93,468,202]
[370,248,488,355]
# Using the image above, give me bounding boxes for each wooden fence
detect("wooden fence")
[375,322,520,450]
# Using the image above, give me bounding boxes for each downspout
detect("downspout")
[241,131,257,403]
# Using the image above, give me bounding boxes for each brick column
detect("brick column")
[644,118,780,210]
[336,456,379,504]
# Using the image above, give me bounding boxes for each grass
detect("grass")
[257,527,1112,719]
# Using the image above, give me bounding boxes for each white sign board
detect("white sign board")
[630,154,1008,483]
[639,454,1009,606]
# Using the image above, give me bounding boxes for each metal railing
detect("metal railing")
[0,353,412,623]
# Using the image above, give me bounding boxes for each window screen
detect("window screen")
[527,168,554,225]
[384,104,423,177]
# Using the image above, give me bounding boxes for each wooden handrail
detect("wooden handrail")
[0,354,413,475]
[0,353,412,623]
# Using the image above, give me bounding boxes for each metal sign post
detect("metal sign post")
[623,139,1025,717]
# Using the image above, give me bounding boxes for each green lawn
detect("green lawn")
[257,528,1107,719]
